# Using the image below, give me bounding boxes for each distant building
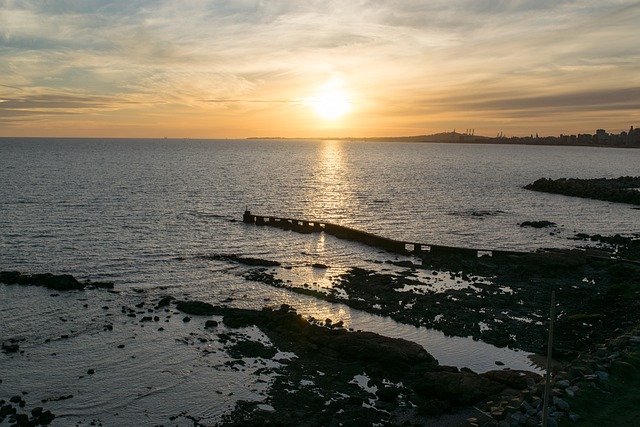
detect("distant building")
[595,129,609,144]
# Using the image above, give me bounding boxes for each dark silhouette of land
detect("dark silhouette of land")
[249,125,640,148]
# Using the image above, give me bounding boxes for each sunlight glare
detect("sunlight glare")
[305,76,353,122]
[313,91,351,121]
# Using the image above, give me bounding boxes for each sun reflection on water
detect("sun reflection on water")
[306,140,357,223]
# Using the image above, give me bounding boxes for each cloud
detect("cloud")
[0,93,130,124]
[1,0,639,136]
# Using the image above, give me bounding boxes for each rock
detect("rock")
[416,371,506,405]
[87,369,95,375]
[1,404,16,417]
[0,271,85,290]
[490,409,505,420]
[14,413,29,425]
[311,263,329,269]
[553,396,570,412]
[204,254,281,267]
[481,369,543,390]
[569,413,581,422]
[595,370,609,381]
[205,320,219,328]
[0,271,113,291]
[9,396,21,403]
[524,176,640,206]
[2,342,20,354]
[228,340,278,359]
[520,220,556,228]
[176,300,218,316]
[87,281,114,289]
[509,412,523,425]
[525,418,539,427]
[156,296,174,309]
[545,417,558,427]
[376,386,401,402]
[37,410,55,425]
[556,379,571,388]
[183,316,191,322]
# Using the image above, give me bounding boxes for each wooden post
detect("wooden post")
[542,291,556,427]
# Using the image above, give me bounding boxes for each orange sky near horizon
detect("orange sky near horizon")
[1,1,639,139]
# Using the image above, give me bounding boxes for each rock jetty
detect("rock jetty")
[524,176,640,205]
[468,327,640,427]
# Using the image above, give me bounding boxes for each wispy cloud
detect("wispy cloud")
[1,0,639,136]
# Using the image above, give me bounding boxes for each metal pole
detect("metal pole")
[542,291,555,427]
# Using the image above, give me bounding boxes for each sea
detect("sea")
[1,138,638,426]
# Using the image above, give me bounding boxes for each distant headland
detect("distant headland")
[249,125,640,148]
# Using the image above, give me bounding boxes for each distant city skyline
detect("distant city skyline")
[1,1,639,139]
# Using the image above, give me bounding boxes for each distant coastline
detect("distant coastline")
[249,127,640,148]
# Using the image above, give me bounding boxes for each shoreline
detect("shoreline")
[2,135,639,149]
[3,273,638,426]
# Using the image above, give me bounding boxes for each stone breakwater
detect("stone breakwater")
[467,328,640,427]
[524,176,640,206]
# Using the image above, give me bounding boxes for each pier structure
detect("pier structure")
[243,210,528,258]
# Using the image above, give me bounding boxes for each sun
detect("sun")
[312,90,352,121]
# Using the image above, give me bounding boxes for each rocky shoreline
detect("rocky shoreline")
[2,258,639,426]
[241,233,640,359]
[3,227,640,426]
[0,277,541,426]
[231,232,639,425]
[524,176,640,206]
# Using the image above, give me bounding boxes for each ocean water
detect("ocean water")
[1,138,639,425]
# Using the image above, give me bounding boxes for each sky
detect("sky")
[1,0,639,139]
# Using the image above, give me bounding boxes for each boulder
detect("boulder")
[2,342,20,354]
[415,371,506,405]
[553,396,570,412]
[205,320,219,328]
[175,300,218,316]
[311,263,329,269]
[520,221,556,228]
[481,369,543,390]
[37,410,55,425]
[322,330,438,368]
[376,386,401,402]
[156,296,174,309]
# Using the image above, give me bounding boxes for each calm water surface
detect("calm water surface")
[1,138,638,424]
